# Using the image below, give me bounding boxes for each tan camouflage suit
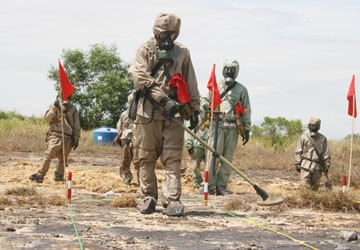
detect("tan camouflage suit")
[30,100,80,183]
[295,117,331,190]
[116,108,139,185]
[129,13,200,215]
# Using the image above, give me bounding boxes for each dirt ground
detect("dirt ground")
[0,151,359,250]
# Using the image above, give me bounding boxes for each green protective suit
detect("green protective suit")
[184,117,209,187]
[128,13,200,206]
[200,59,251,192]
[38,102,81,179]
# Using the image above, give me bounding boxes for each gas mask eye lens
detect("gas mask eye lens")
[158,31,175,51]
[225,67,235,78]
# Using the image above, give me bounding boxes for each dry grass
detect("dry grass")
[5,186,37,196]
[223,195,256,211]
[283,188,360,212]
[0,197,12,205]
[0,114,121,153]
[4,186,65,206]
[1,111,360,212]
[110,195,137,208]
[13,194,66,206]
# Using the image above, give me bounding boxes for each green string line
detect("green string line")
[67,201,84,250]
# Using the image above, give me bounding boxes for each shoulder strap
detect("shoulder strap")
[306,134,324,165]
[220,81,236,99]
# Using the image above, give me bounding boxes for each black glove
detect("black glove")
[160,96,179,119]
[242,130,250,145]
[72,138,79,150]
[295,165,301,173]
[188,111,199,130]
[54,99,60,107]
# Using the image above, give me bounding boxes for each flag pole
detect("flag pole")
[58,60,69,201]
[348,95,356,189]
[203,78,215,205]
[59,97,67,179]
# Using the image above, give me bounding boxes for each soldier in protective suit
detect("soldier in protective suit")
[115,94,140,185]
[295,117,331,190]
[128,13,200,216]
[200,59,251,195]
[29,98,80,183]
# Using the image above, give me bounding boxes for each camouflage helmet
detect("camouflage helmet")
[153,13,181,41]
[222,59,240,80]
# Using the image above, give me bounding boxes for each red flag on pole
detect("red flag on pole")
[59,60,76,101]
[207,64,221,110]
[347,74,357,118]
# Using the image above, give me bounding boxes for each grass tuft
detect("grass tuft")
[110,195,137,208]
[284,188,360,212]
[5,187,37,196]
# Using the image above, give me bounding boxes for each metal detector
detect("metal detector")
[174,117,284,206]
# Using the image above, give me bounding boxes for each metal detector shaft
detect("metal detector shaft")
[173,118,270,201]
[210,107,220,176]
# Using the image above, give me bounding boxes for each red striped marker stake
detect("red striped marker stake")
[342,175,347,193]
[204,170,208,206]
[67,171,72,202]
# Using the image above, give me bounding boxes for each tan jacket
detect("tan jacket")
[45,103,81,141]
[128,37,200,120]
[295,132,330,171]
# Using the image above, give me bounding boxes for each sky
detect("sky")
[1,0,360,140]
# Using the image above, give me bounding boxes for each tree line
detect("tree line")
[51,44,353,149]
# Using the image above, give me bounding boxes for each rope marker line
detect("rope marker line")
[67,202,84,250]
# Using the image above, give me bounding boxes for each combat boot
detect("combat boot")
[122,172,133,186]
[140,197,156,214]
[216,187,233,196]
[163,201,185,217]
[54,172,65,182]
[29,173,44,183]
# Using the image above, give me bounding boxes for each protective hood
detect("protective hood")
[308,117,321,127]
[222,59,240,80]
[308,117,321,137]
[153,13,181,41]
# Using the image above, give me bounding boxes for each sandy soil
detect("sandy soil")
[0,151,359,250]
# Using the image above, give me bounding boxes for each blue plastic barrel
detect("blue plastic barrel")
[93,127,118,145]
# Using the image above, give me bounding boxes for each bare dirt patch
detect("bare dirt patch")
[0,151,359,250]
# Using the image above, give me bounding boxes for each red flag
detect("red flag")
[207,64,221,110]
[59,60,76,101]
[168,73,191,103]
[235,102,247,117]
[347,74,357,118]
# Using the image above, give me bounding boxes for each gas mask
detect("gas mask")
[308,117,321,138]
[308,124,320,137]
[62,101,71,112]
[157,31,175,61]
[224,66,236,86]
